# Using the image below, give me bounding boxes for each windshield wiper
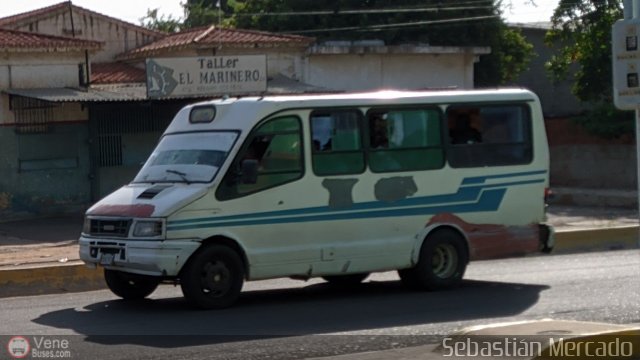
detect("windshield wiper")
[166,169,190,184]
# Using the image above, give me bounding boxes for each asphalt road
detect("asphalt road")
[1,249,639,359]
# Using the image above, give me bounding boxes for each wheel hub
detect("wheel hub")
[432,243,458,279]
[201,261,231,295]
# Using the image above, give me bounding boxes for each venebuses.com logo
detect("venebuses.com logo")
[6,336,30,359]
[5,335,72,359]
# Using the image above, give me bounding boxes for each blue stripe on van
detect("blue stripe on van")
[168,188,506,231]
[166,170,546,232]
[461,170,548,185]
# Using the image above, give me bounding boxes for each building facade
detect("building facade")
[0,2,490,219]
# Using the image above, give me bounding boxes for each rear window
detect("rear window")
[446,104,533,168]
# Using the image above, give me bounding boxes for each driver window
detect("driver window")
[217,116,303,200]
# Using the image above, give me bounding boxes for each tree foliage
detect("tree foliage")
[139,8,182,33]
[546,0,622,102]
[184,0,236,28]
[546,0,631,138]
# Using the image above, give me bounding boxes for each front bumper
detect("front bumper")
[79,236,201,277]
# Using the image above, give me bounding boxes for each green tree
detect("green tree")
[546,0,632,138]
[139,8,182,33]
[183,0,237,28]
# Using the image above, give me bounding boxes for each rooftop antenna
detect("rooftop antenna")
[67,0,75,37]
[216,0,222,51]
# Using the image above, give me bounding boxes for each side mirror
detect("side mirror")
[240,159,258,184]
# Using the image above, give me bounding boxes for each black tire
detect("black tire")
[104,269,160,300]
[398,228,468,290]
[322,273,369,287]
[180,245,244,309]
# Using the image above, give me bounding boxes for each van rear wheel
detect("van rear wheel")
[180,245,244,309]
[399,228,468,290]
[104,269,159,300]
[322,273,369,287]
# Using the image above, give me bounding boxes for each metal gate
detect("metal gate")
[88,101,186,200]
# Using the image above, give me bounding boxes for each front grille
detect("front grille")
[90,219,131,237]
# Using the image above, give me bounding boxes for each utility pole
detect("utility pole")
[613,0,640,246]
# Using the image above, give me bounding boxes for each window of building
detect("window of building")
[217,116,303,199]
[10,96,56,134]
[446,104,533,168]
[310,109,365,175]
[366,108,444,172]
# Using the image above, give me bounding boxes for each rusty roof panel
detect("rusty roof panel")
[3,75,334,103]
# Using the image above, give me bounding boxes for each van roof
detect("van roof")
[165,88,539,134]
[203,88,536,104]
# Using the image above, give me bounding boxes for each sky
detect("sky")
[0,0,560,27]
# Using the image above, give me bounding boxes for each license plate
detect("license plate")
[100,253,115,266]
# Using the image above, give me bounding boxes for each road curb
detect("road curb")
[0,226,638,299]
[553,225,639,254]
[306,320,640,360]
[447,319,640,360]
[0,262,104,298]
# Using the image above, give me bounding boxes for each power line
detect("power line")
[286,15,499,34]
[234,5,495,17]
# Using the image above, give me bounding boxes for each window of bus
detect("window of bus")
[446,104,533,168]
[217,116,303,199]
[310,109,365,175]
[366,108,444,172]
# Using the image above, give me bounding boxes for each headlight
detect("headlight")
[82,217,92,234]
[133,220,163,237]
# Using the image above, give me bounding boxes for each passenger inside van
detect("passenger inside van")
[450,113,482,145]
[370,114,390,149]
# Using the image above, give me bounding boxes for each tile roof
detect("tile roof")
[0,28,102,51]
[91,62,146,84]
[118,26,314,60]
[0,1,163,37]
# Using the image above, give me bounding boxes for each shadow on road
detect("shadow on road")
[32,278,548,348]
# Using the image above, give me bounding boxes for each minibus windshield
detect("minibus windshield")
[133,131,238,184]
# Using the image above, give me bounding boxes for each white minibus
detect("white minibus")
[79,89,554,309]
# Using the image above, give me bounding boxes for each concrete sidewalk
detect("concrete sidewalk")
[0,204,638,297]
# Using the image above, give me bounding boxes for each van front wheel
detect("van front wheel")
[180,245,244,309]
[104,269,159,300]
[398,229,468,290]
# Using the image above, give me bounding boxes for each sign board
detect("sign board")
[613,19,640,110]
[146,55,267,99]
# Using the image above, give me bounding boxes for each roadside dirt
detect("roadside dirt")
[0,240,78,267]
[0,216,82,268]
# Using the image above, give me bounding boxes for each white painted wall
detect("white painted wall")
[306,53,475,91]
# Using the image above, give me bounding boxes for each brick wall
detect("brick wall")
[545,117,636,189]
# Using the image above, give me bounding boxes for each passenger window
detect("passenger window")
[310,110,365,175]
[447,105,532,167]
[367,108,444,172]
[217,116,303,199]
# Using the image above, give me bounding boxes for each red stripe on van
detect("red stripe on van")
[88,204,155,217]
